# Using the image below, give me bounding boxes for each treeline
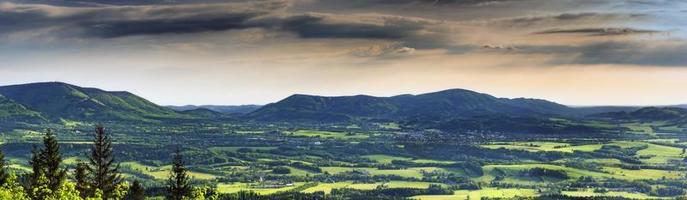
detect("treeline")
[205,184,452,200]
[521,167,569,179]
[0,126,214,200]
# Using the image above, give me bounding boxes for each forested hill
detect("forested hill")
[0,94,46,123]
[0,82,189,122]
[591,107,687,121]
[1,82,678,124]
[248,89,583,122]
[167,105,261,114]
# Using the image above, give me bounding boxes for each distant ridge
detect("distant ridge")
[0,82,189,122]
[591,107,687,121]
[0,94,46,123]
[167,105,261,114]
[248,88,581,122]
[0,82,673,124]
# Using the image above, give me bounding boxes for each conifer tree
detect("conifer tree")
[87,125,122,199]
[126,180,145,200]
[166,149,191,200]
[0,149,8,186]
[27,146,43,196]
[40,130,66,192]
[26,130,66,200]
[75,162,90,199]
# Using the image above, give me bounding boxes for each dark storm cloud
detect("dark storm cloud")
[516,41,687,67]
[572,41,687,66]
[274,14,429,39]
[309,0,517,7]
[3,0,253,6]
[534,28,661,36]
[0,1,445,43]
[2,0,685,67]
[0,1,286,37]
[81,12,261,38]
[494,12,648,27]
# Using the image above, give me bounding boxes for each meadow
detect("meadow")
[1,118,686,199]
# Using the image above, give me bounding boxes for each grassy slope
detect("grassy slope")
[121,161,217,180]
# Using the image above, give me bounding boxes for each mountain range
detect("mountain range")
[0,82,684,124]
[0,82,188,122]
[0,94,46,123]
[248,89,644,122]
[590,107,687,121]
[167,105,261,114]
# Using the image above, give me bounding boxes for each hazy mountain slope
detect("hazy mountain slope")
[0,82,188,122]
[179,108,225,118]
[249,89,576,122]
[167,105,261,114]
[248,94,398,122]
[591,107,687,121]
[0,95,46,123]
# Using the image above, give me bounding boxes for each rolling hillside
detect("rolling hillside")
[0,82,670,124]
[0,82,189,122]
[591,107,687,121]
[249,89,577,122]
[167,105,261,114]
[0,94,46,123]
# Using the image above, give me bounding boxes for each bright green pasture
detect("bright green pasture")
[302,181,437,194]
[363,154,456,165]
[362,154,412,164]
[301,182,352,194]
[321,167,447,179]
[481,142,602,153]
[476,163,679,184]
[121,161,217,180]
[412,188,538,200]
[636,143,684,164]
[622,123,655,134]
[412,159,456,164]
[8,164,31,172]
[602,167,683,179]
[216,182,306,194]
[285,166,316,176]
[291,130,369,140]
[208,146,278,153]
[562,189,663,199]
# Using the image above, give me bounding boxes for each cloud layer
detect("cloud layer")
[1,0,686,105]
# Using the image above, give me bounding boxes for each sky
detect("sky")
[1,0,686,106]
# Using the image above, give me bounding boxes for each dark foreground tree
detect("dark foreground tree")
[75,162,89,198]
[27,130,66,200]
[126,180,145,200]
[0,149,8,186]
[27,147,43,198]
[41,130,66,192]
[87,125,122,199]
[166,149,191,200]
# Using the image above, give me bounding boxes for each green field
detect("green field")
[413,188,538,200]
[291,130,370,140]
[481,141,603,153]
[216,182,307,194]
[302,181,437,194]
[362,154,412,164]
[476,163,682,184]
[636,143,684,164]
[562,189,663,199]
[208,146,278,153]
[363,154,456,165]
[121,162,218,180]
[321,167,447,179]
